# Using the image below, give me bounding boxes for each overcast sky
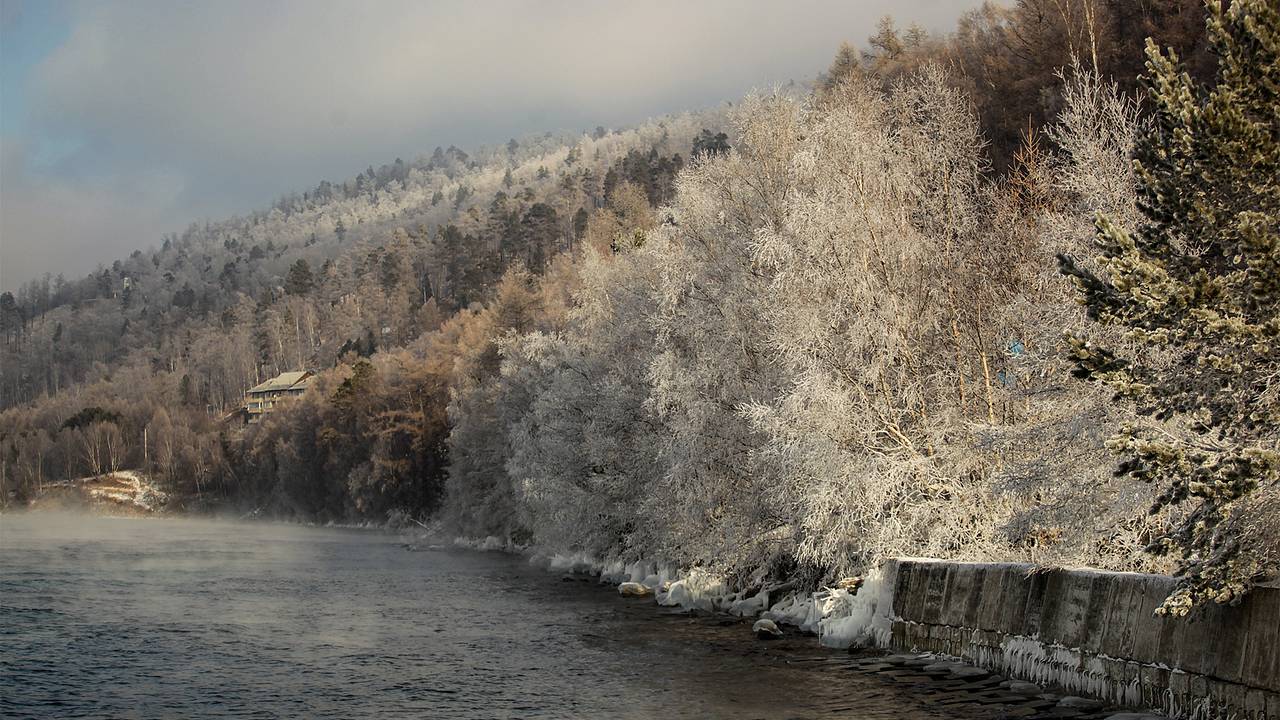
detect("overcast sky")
[0,0,980,290]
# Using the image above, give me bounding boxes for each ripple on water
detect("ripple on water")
[3,514,981,719]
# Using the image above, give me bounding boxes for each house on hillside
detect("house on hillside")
[244,370,313,423]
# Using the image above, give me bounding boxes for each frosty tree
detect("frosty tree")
[501,244,665,557]
[1059,0,1279,613]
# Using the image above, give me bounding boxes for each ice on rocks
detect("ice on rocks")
[657,569,730,613]
[752,618,784,639]
[728,589,770,617]
[766,593,819,629]
[618,582,652,597]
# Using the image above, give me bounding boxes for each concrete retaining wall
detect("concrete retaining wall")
[882,559,1280,720]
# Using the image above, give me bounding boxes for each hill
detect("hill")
[0,114,723,410]
[5,0,1270,617]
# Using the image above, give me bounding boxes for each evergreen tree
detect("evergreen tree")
[453,185,472,209]
[519,203,559,272]
[822,41,861,92]
[360,330,377,357]
[866,15,904,66]
[0,293,19,346]
[285,259,314,296]
[378,251,402,294]
[691,129,730,158]
[434,224,492,308]
[1059,0,1279,614]
[179,374,194,406]
[173,283,197,309]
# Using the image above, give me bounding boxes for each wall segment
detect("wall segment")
[883,559,1280,719]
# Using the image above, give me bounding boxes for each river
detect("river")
[2,513,969,719]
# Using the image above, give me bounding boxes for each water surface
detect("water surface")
[2,513,953,719]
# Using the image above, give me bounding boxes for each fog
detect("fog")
[1,511,967,717]
[0,510,321,562]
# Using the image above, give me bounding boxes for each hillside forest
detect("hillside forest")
[1,0,1275,614]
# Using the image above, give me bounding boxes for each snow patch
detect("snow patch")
[79,470,169,512]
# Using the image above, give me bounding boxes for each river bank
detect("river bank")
[6,508,1267,718]
[445,538,1279,720]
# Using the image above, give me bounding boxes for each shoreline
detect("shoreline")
[2,512,1249,719]
[445,536,893,649]
[444,536,1190,720]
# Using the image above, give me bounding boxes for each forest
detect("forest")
[1,0,1275,614]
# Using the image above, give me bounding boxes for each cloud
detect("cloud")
[1,0,979,289]
[0,139,186,287]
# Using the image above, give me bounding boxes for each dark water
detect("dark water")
[1,514,952,719]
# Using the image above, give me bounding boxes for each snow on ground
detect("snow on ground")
[85,471,169,512]
[30,470,168,514]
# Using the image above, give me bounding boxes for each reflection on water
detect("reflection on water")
[1,513,947,719]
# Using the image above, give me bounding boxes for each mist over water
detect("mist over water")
[2,514,953,719]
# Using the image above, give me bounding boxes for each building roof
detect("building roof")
[247,370,313,395]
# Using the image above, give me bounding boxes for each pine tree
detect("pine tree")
[1058,0,1279,614]
[822,41,860,92]
[691,129,730,158]
[285,259,314,296]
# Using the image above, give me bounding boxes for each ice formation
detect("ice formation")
[657,569,730,612]
[815,568,893,648]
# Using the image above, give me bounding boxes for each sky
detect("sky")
[0,0,980,291]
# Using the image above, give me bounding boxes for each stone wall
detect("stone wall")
[882,559,1280,720]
